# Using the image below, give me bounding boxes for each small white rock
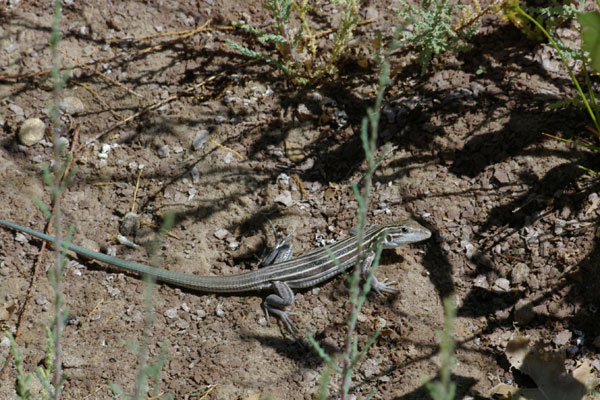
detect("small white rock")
[8,104,24,120]
[274,190,293,207]
[492,278,511,292]
[215,303,225,317]
[0,336,10,348]
[60,96,85,115]
[214,228,230,240]
[473,275,489,289]
[297,103,312,119]
[190,166,200,183]
[18,118,46,146]
[193,130,209,150]
[164,307,179,319]
[157,144,170,158]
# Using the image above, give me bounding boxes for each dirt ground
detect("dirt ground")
[0,1,599,399]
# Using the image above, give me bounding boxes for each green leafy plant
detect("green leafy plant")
[226,0,363,84]
[502,0,580,42]
[502,0,600,170]
[580,10,600,74]
[395,0,479,75]
[5,327,62,400]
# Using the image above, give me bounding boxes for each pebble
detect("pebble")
[176,319,190,330]
[193,129,209,150]
[514,299,534,325]
[214,228,230,240]
[492,278,510,292]
[0,307,9,321]
[190,166,200,183]
[473,275,489,289]
[98,143,111,159]
[553,330,572,346]
[120,212,140,237]
[18,118,46,146]
[511,263,530,284]
[8,103,24,121]
[157,144,170,158]
[297,103,312,119]
[164,307,179,319]
[274,190,293,207]
[215,303,225,317]
[196,309,206,319]
[15,233,28,243]
[106,286,120,298]
[60,96,85,114]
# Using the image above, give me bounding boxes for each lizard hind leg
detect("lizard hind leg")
[263,281,298,336]
[261,218,295,266]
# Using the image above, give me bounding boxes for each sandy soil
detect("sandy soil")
[0,1,599,399]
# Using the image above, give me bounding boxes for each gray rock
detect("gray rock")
[511,263,530,285]
[61,96,85,114]
[193,129,209,150]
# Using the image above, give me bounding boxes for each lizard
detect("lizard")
[0,218,431,334]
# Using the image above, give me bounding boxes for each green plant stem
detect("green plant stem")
[339,58,392,399]
[49,1,65,398]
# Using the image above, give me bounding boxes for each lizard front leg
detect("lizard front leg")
[359,251,397,295]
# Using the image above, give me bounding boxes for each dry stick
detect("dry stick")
[0,125,81,379]
[0,20,228,82]
[291,174,307,200]
[131,168,143,213]
[209,137,244,160]
[58,49,144,99]
[82,72,222,147]
[71,80,125,120]
[313,18,375,40]
[124,18,213,60]
[106,22,232,43]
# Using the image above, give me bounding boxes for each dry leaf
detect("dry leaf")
[489,334,598,400]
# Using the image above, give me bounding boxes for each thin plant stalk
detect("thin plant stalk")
[339,58,392,399]
[513,4,600,134]
[48,1,67,398]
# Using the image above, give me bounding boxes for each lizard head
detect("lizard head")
[380,220,432,248]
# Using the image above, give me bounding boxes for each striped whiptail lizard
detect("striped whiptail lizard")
[0,218,431,334]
